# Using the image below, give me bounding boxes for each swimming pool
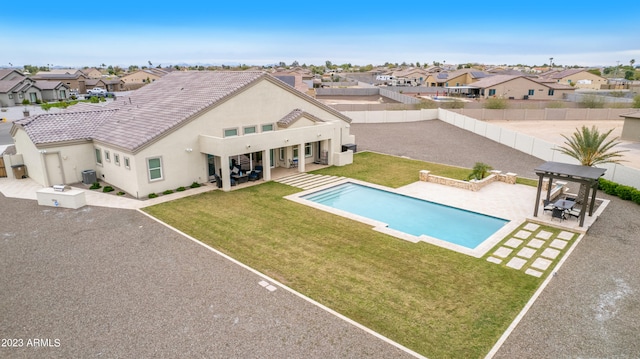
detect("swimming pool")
[300,182,509,250]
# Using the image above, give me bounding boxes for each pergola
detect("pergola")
[533,161,606,227]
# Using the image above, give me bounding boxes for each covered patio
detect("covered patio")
[533,161,607,227]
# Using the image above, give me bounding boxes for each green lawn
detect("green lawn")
[143,153,543,358]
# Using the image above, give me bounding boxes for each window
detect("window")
[293,147,299,160]
[8,94,12,99]
[488,89,496,96]
[243,126,256,135]
[114,154,120,166]
[528,89,535,96]
[147,157,163,181]
[104,150,111,162]
[124,157,130,169]
[224,128,238,137]
[60,90,66,98]
[261,123,274,132]
[19,93,23,99]
[279,148,284,161]
[548,89,555,96]
[95,148,102,165]
[304,143,312,157]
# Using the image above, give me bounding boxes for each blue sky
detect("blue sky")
[2,2,638,68]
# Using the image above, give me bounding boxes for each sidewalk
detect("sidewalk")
[0,176,217,209]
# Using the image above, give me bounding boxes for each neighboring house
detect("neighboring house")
[11,71,355,196]
[103,78,125,92]
[34,81,70,102]
[271,69,310,93]
[621,110,640,142]
[424,68,491,87]
[120,68,171,90]
[391,67,430,85]
[540,68,607,90]
[32,72,89,93]
[0,70,44,106]
[467,75,574,100]
[79,68,103,79]
[83,79,109,91]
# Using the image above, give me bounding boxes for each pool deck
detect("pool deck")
[283,174,607,258]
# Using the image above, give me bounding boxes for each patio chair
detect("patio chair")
[543,199,554,213]
[289,159,298,168]
[566,208,581,220]
[551,207,565,222]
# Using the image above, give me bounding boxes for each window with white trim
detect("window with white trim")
[147,157,163,181]
[304,143,312,157]
[95,148,102,165]
[243,126,256,135]
[124,157,130,169]
[114,154,120,166]
[261,123,274,132]
[224,128,238,137]
[279,148,284,161]
[104,150,111,162]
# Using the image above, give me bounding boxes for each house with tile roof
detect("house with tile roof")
[0,69,70,106]
[539,68,607,90]
[32,71,89,93]
[466,74,575,100]
[120,68,172,90]
[424,68,491,88]
[10,71,355,196]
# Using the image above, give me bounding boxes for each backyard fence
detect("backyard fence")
[343,108,640,189]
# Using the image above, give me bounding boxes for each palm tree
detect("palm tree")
[555,125,627,202]
[556,125,627,167]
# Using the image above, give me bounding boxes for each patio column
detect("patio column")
[220,155,231,191]
[297,143,305,172]
[263,149,271,181]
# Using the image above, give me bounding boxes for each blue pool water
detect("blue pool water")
[302,182,508,249]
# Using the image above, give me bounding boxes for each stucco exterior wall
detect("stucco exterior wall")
[484,77,566,100]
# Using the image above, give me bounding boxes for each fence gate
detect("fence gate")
[0,157,6,177]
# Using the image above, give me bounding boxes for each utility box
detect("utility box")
[11,165,27,179]
[82,169,97,185]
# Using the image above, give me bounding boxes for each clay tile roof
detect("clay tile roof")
[14,110,117,145]
[92,71,266,151]
[277,108,325,128]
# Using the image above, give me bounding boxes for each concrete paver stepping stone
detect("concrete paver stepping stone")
[487,257,502,264]
[523,223,540,231]
[558,231,575,240]
[504,238,523,248]
[517,247,537,259]
[525,268,543,277]
[549,239,569,250]
[493,247,513,258]
[540,248,560,259]
[514,230,532,239]
[531,257,553,271]
[536,230,553,240]
[527,239,545,249]
[506,257,527,270]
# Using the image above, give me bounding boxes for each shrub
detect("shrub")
[578,94,605,108]
[483,97,508,109]
[467,162,493,180]
[633,94,640,108]
[148,193,158,198]
[632,190,640,205]
[103,186,114,193]
[190,182,201,188]
[116,191,125,196]
[163,189,174,195]
[89,181,102,190]
[22,99,30,105]
[176,186,186,192]
[89,96,100,103]
[615,185,634,200]
[598,179,618,195]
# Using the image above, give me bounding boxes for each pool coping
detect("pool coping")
[285,178,523,258]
